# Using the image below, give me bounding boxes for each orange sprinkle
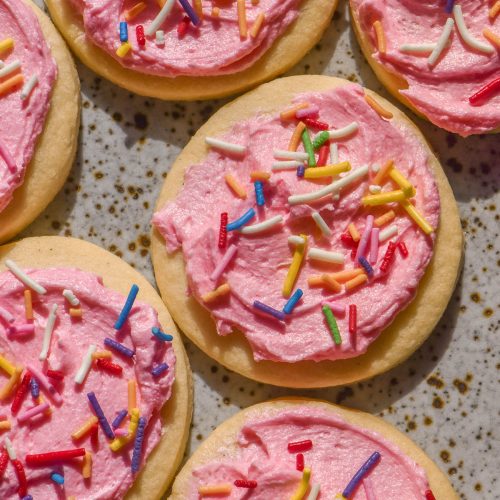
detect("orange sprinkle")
[128,380,137,414]
[372,159,394,185]
[344,273,368,291]
[0,421,11,432]
[280,103,309,121]
[211,6,220,17]
[307,275,325,287]
[373,20,386,54]
[69,308,82,317]
[72,416,98,440]
[329,268,364,283]
[364,93,393,119]
[483,28,500,48]
[374,209,396,227]
[224,173,247,199]
[250,12,265,38]
[251,0,259,4]
[201,283,231,303]
[288,121,306,151]
[0,73,23,97]
[199,484,232,496]
[193,0,203,20]
[348,223,360,242]
[322,275,342,293]
[92,351,112,360]
[237,0,247,38]
[24,290,33,321]
[250,171,271,181]
[490,1,500,20]
[124,2,146,21]
[82,451,92,479]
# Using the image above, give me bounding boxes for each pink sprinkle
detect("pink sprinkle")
[295,105,319,119]
[321,301,345,316]
[17,402,50,423]
[210,244,238,283]
[8,324,35,336]
[0,306,15,324]
[0,415,7,422]
[26,364,63,406]
[355,215,374,263]
[0,139,16,173]
[369,228,380,264]
[363,476,376,500]
[114,428,128,437]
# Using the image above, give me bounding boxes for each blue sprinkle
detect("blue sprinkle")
[87,391,115,440]
[358,256,374,277]
[254,181,265,206]
[30,377,39,398]
[104,337,135,358]
[297,165,305,177]
[131,417,147,473]
[283,289,303,314]
[51,472,64,485]
[112,409,128,429]
[151,363,169,378]
[253,300,285,322]
[342,452,381,498]
[226,208,256,231]
[119,21,128,42]
[151,326,173,342]
[445,0,454,13]
[177,0,200,25]
[114,284,139,330]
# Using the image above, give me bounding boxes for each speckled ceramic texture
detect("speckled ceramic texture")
[25,2,498,498]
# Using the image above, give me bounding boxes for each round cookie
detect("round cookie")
[44,0,338,100]
[170,398,458,499]
[0,236,193,499]
[0,0,80,244]
[151,75,463,388]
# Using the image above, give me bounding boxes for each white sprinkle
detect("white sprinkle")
[288,165,369,205]
[311,211,332,237]
[288,235,306,246]
[271,160,303,170]
[0,60,20,78]
[0,306,14,324]
[369,184,382,194]
[308,248,345,264]
[74,344,97,384]
[327,122,358,140]
[332,193,340,201]
[145,0,175,36]
[307,484,321,500]
[239,215,283,234]
[39,304,58,361]
[0,60,4,69]
[20,75,38,100]
[4,437,16,460]
[379,224,398,242]
[155,30,165,46]
[62,289,80,306]
[428,18,455,66]
[273,149,309,161]
[371,163,380,173]
[329,142,338,164]
[5,259,47,294]
[205,137,246,155]
[453,5,494,54]
[399,43,436,54]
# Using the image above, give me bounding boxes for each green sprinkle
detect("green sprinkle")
[312,131,330,150]
[301,128,316,167]
[322,305,342,345]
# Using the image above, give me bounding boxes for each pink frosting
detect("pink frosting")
[0,0,57,212]
[351,0,500,136]
[71,0,301,77]
[0,268,176,499]
[188,406,430,499]
[153,84,440,363]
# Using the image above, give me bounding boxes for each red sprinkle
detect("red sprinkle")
[296,453,304,471]
[303,118,329,130]
[380,241,397,273]
[317,144,329,167]
[349,304,357,335]
[26,448,86,465]
[218,212,228,249]
[177,16,191,38]
[91,423,99,447]
[0,449,8,478]
[96,358,123,376]
[341,232,356,247]
[12,459,27,497]
[234,479,257,488]
[11,372,31,415]
[287,439,312,453]
[46,369,64,381]
[425,490,436,500]
[469,76,500,105]
[0,415,7,421]
[398,241,409,258]
[136,25,146,46]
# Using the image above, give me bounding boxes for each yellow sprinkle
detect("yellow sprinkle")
[24,290,33,321]
[72,416,98,440]
[110,408,140,451]
[283,234,307,298]
[249,12,265,38]
[344,273,368,291]
[291,467,311,500]
[0,38,14,54]
[374,209,396,227]
[82,451,92,479]
[373,20,386,54]
[0,74,23,97]
[0,355,16,376]
[211,6,220,17]
[92,350,112,360]
[0,421,11,432]
[304,161,351,179]
[388,168,415,198]
[483,28,500,48]
[124,2,146,21]
[250,171,271,181]
[335,495,347,500]
[201,283,231,303]
[364,93,393,119]
[237,0,247,38]
[116,42,131,58]
[372,159,394,185]
[288,121,307,151]
[348,223,360,242]
[224,173,247,199]
[198,483,232,496]
[281,103,309,121]
[400,199,434,234]
[362,189,406,206]
[128,380,137,414]
[0,366,23,401]
[69,308,83,317]
[490,1,500,20]
[193,0,203,19]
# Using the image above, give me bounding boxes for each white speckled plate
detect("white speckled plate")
[24,1,499,498]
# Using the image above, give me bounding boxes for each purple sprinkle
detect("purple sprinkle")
[297,165,305,177]
[131,417,147,473]
[30,377,39,398]
[151,363,169,378]
[104,337,135,358]
[177,0,200,25]
[445,0,454,13]
[253,300,285,322]
[21,496,33,500]
[87,392,115,440]
[342,452,381,498]
[112,409,128,429]
[358,256,374,276]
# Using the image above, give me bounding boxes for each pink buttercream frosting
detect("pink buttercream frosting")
[351,0,500,136]
[71,0,301,77]
[153,84,440,363]
[0,267,175,499]
[188,406,430,499]
[0,0,57,212]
